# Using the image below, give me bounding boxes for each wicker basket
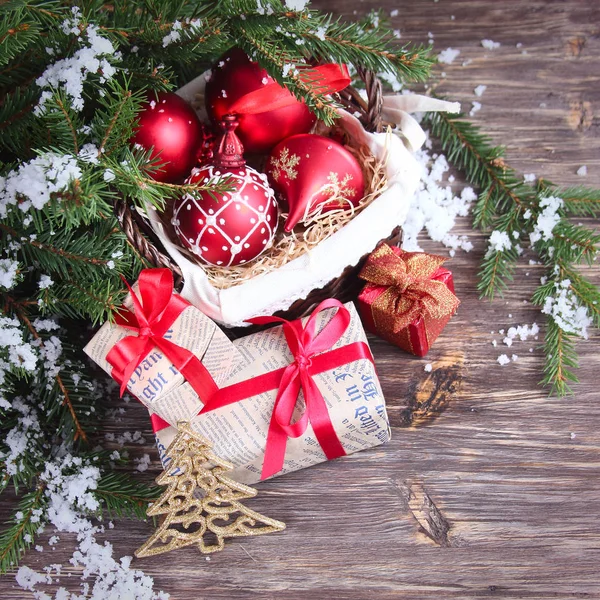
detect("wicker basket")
[114,68,401,330]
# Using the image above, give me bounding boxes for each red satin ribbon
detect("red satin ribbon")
[200,299,374,480]
[228,63,351,116]
[106,269,218,404]
[150,412,171,434]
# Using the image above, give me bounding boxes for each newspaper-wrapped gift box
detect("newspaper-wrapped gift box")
[84,269,241,423]
[157,299,390,485]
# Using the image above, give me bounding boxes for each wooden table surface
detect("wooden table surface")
[3,1,600,598]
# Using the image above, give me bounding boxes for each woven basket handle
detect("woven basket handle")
[114,200,183,285]
[114,68,385,277]
[336,68,384,132]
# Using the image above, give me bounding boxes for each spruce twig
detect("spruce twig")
[425,104,600,396]
[94,472,162,521]
[10,300,88,442]
[0,485,46,573]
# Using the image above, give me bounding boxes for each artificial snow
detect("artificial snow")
[529,195,563,245]
[469,101,482,116]
[497,354,510,366]
[103,169,116,182]
[438,48,460,64]
[282,63,295,77]
[135,454,152,472]
[105,430,146,447]
[488,230,512,253]
[424,363,433,373]
[36,24,119,113]
[15,453,169,599]
[0,317,38,378]
[162,20,182,47]
[542,281,593,338]
[39,275,54,290]
[285,0,309,10]
[577,165,587,176]
[35,318,59,336]
[481,39,501,50]
[524,173,536,182]
[502,323,540,347]
[0,258,19,290]
[390,9,399,16]
[314,26,328,40]
[0,153,82,217]
[474,84,487,97]
[401,144,475,254]
[16,566,52,591]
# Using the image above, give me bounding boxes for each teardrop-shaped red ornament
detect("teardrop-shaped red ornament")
[266,134,365,232]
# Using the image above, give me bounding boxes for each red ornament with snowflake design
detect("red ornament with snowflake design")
[131,91,207,183]
[172,115,278,267]
[205,48,317,154]
[265,134,365,232]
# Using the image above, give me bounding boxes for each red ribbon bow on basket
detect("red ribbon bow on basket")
[228,63,351,116]
[106,269,218,402]
[200,299,374,480]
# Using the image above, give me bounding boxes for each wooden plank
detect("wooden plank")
[1,0,599,598]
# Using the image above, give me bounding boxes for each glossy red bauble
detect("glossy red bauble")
[266,134,365,232]
[131,91,205,183]
[205,48,316,154]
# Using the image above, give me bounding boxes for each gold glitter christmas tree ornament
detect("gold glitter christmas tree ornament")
[135,422,286,557]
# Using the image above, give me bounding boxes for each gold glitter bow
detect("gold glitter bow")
[359,244,460,334]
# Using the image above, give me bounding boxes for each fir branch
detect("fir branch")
[425,100,598,395]
[10,300,88,442]
[51,95,80,154]
[106,148,236,209]
[425,109,538,231]
[44,277,127,324]
[300,14,433,82]
[0,485,46,574]
[551,222,600,266]
[550,185,600,217]
[94,472,162,521]
[477,245,519,300]
[0,220,124,282]
[98,90,132,157]
[541,318,579,396]
[554,261,600,328]
[0,16,40,67]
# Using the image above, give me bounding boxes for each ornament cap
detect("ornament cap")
[213,114,246,169]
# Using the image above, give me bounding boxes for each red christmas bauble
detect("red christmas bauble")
[265,134,365,232]
[172,116,278,267]
[205,48,316,154]
[131,91,205,183]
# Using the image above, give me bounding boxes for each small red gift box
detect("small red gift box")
[358,244,459,357]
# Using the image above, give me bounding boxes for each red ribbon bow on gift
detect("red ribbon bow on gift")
[228,64,351,116]
[359,245,460,333]
[200,299,374,480]
[106,269,218,402]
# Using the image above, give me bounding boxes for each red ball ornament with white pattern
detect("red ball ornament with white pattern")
[172,115,278,267]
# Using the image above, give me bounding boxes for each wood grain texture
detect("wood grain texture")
[2,1,600,598]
